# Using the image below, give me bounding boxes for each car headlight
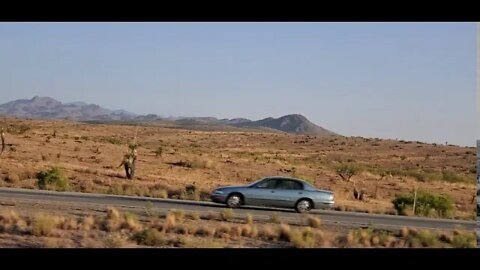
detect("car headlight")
[213,190,224,194]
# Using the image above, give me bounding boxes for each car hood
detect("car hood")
[315,189,334,194]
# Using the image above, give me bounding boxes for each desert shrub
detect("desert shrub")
[36,167,69,191]
[122,212,142,232]
[451,233,476,248]
[187,212,200,221]
[335,163,359,181]
[180,185,200,201]
[306,215,321,228]
[269,213,280,223]
[392,191,453,218]
[195,226,214,237]
[245,214,253,225]
[221,208,234,221]
[104,233,128,248]
[170,209,185,221]
[409,230,441,247]
[205,211,218,220]
[290,228,317,248]
[32,213,60,236]
[258,225,277,241]
[134,229,165,246]
[4,172,20,183]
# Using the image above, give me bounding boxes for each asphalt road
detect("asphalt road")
[0,187,475,231]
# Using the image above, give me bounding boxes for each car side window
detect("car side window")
[292,181,303,190]
[255,179,277,189]
[275,180,303,190]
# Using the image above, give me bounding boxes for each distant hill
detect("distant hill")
[232,114,335,135]
[0,96,136,121]
[0,96,336,135]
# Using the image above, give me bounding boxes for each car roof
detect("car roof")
[263,176,308,182]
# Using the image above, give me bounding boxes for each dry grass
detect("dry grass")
[122,212,142,232]
[81,216,95,231]
[240,224,258,238]
[0,210,20,225]
[60,217,78,230]
[42,237,75,248]
[205,211,218,220]
[4,173,20,183]
[170,209,185,222]
[31,213,60,236]
[258,225,277,241]
[170,224,188,235]
[80,237,103,248]
[152,190,168,199]
[306,215,321,228]
[135,228,166,246]
[0,201,474,248]
[163,213,177,232]
[104,233,129,248]
[214,223,231,238]
[245,214,253,225]
[289,227,317,248]
[221,208,234,221]
[186,211,200,221]
[103,207,122,232]
[0,210,27,233]
[277,224,291,241]
[194,226,214,237]
[269,213,280,223]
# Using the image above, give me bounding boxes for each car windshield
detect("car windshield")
[302,181,317,190]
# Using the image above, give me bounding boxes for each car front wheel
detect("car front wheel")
[226,194,242,208]
[295,199,312,213]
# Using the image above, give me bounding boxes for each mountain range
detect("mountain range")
[0,96,336,135]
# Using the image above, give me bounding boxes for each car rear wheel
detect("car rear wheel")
[295,199,312,213]
[226,194,242,208]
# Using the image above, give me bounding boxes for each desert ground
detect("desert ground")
[0,117,476,222]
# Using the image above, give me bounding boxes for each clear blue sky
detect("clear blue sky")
[0,23,476,146]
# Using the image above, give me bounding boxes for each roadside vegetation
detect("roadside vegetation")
[0,207,474,248]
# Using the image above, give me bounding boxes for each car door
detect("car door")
[245,178,279,206]
[269,179,305,208]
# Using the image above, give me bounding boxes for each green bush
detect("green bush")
[36,167,69,191]
[335,163,359,181]
[392,191,453,218]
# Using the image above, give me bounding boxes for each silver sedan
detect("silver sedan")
[210,176,334,213]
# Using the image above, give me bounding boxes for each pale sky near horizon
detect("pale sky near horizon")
[0,22,476,146]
